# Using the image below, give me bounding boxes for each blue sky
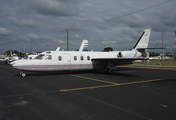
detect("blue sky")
[0,0,176,54]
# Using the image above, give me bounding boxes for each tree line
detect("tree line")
[4,50,26,57]
[2,48,173,57]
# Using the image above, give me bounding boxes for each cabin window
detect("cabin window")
[87,56,90,60]
[46,55,52,60]
[58,56,62,61]
[74,56,77,61]
[29,57,32,60]
[81,56,84,61]
[35,54,45,60]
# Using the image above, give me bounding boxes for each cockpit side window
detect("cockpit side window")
[35,54,45,60]
[45,55,52,60]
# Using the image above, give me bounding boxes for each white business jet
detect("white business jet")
[12,28,151,77]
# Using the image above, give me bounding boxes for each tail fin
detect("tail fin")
[79,40,88,52]
[56,47,60,51]
[133,28,151,49]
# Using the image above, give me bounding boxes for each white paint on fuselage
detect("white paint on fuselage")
[12,50,141,72]
[12,28,151,74]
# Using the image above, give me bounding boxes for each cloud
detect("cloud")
[57,39,65,43]
[116,37,135,44]
[102,41,116,44]
[75,34,82,39]
[0,0,175,53]
[8,17,39,28]
[95,24,111,30]
[103,38,110,41]
[28,0,80,16]
[27,34,38,40]
[150,9,176,32]
[0,27,16,36]
[115,14,148,29]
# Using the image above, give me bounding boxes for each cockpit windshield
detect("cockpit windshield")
[35,54,45,60]
[23,56,28,59]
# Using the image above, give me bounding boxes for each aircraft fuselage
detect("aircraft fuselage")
[12,50,141,72]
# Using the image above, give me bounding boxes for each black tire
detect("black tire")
[21,72,26,77]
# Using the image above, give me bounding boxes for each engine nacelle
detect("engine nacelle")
[117,50,142,58]
[117,52,123,57]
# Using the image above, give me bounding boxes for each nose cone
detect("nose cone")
[12,62,24,70]
[10,61,17,65]
[12,59,41,71]
[11,59,25,65]
[12,60,36,71]
[12,62,19,69]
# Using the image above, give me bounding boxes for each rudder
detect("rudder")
[133,28,151,49]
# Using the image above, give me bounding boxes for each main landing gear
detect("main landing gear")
[106,62,112,74]
[106,68,112,73]
[20,71,26,77]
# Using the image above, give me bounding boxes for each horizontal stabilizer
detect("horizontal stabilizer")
[91,58,148,61]
[137,47,166,50]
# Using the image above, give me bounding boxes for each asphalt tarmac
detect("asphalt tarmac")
[0,61,176,120]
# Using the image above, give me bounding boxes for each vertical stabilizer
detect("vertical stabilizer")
[56,47,60,51]
[133,28,151,49]
[79,40,88,52]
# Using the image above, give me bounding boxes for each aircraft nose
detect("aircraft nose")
[12,62,17,68]
[10,61,15,65]
[12,62,22,69]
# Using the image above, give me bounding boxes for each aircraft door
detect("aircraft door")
[64,54,70,70]
[80,54,85,69]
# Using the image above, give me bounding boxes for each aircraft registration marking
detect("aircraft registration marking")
[60,75,162,92]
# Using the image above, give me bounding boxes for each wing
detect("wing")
[91,58,147,66]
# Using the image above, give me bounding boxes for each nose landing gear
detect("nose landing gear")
[20,71,26,77]
[106,68,112,73]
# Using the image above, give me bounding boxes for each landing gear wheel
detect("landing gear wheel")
[106,68,112,73]
[106,61,112,74]
[20,72,26,77]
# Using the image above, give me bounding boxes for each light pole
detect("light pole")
[65,28,69,51]
[30,40,38,54]
[161,31,164,65]
[30,40,32,54]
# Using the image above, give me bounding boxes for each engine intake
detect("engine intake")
[117,52,122,57]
